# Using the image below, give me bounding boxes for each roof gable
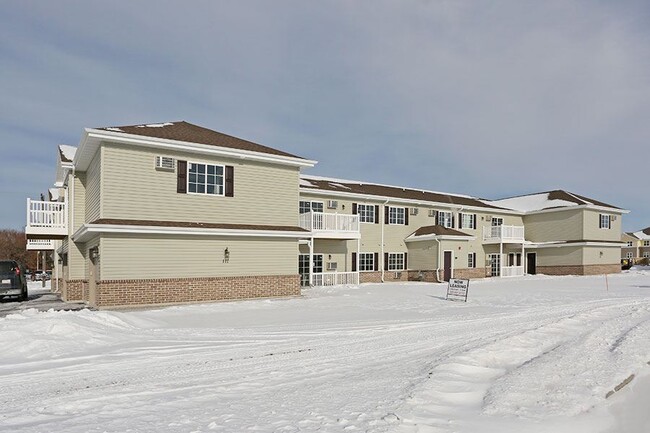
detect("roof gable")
[491,189,621,212]
[95,121,304,160]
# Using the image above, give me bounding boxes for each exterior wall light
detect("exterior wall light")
[224,248,230,263]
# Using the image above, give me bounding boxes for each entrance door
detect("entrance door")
[526,253,537,275]
[89,255,97,306]
[443,251,453,282]
[298,254,323,287]
[490,253,501,277]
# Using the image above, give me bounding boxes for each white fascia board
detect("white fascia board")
[405,234,475,243]
[299,188,521,215]
[523,205,629,216]
[528,241,625,249]
[72,224,309,243]
[78,129,317,171]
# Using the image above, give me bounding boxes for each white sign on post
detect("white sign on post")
[446,278,469,302]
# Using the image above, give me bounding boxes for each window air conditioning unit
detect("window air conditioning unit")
[155,156,175,170]
[486,215,493,221]
[611,215,617,221]
[410,208,419,216]
[327,200,338,209]
[327,262,338,271]
[428,209,436,217]
[394,271,402,279]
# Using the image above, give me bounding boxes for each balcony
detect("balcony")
[299,212,360,239]
[483,225,525,243]
[25,199,67,239]
[26,239,56,250]
[312,271,359,286]
[501,265,524,277]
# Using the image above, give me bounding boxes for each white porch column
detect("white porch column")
[309,238,314,287]
[499,242,503,277]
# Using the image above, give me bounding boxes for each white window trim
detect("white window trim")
[627,241,634,247]
[439,211,453,228]
[387,252,406,271]
[388,206,406,225]
[460,213,475,229]
[625,252,633,259]
[300,200,324,214]
[643,241,650,247]
[359,252,375,272]
[358,204,376,224]
[599,214,611,230]
[187,161,225,196]
[468,252,476,268]
[644,252,650,258]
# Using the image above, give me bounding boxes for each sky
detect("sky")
[1,0,648,231]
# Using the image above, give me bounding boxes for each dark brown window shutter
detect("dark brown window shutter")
[473,214,477,229]
[451,214,455,228]
[225,165,234,197]
[404,208,409,225]
[177,160,187,193]
[435,211,439,226]
[385,206,390,225]
[352,252,357,272]
[384,252,389,270]
[374,205,379,224]
[352,203,358,215]
[374,252,379,271]
[404,252,408,270]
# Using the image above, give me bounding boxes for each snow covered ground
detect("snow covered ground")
[1,270,650,433]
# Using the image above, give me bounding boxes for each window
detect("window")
[299,201,324,214]
[627,241,634,247]
[626,252,633,259]
[388,207,405,225]
[438,211,453,228]
[644,252,650,258]
[644,241,650,247]
[188,163,224,195]
[468,252,476,268]
[359,253,375,271]
[358,204,376,223]
[460,213,476,229]
[491,217,504,226]
[388,253,405,271]
[599,214,611,229]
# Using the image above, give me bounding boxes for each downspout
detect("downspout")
[381,198,389,283]
[434,237,442,282]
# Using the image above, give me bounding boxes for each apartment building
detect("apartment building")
[625,227,650,262]
[25,121,627,308]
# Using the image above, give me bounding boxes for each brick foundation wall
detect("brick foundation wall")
[407,268,488,283]
[454,268,489,280]
[63,280,87,302]
[360,271,409,283]
[537,264,621,276]
[94,274,300,308]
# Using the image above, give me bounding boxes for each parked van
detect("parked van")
[0,260,28,301]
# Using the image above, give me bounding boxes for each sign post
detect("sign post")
[446,278,469,302]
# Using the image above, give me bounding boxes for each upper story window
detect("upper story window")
[627,241,634,247]
[644,240,650,247]
[188,163,224,195]
[491,217,504,226]
[358,204,376,223]
[460,213,476,229]
[388,206,406,225]
[438,211,453,228]
[300,200,324,214]
[599,214,611,229]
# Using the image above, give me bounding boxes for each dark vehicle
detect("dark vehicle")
[0,260,28,301]
[621,258,633,270]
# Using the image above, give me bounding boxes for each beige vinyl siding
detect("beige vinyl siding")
[582,209,622,241]
[536,246,582,267]
[582,246,620,265]
[523,209,583,242]
[85,148,102,223]
[407,240,438,270]
[84,237,100,280]
[70,172,86,233]
[99,234,298,280]
[68,240,86,280]
[101,143,300,226]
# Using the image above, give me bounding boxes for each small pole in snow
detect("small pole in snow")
[605,273,609,292]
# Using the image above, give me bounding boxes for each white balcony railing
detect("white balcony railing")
[25,199,67,237]
[501,265,524,277]
[299,212,360,238]
[483,225,525,243]
[26,239,55,251]
[312,271,359,287]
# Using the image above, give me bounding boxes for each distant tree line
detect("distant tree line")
[0,229,38,270]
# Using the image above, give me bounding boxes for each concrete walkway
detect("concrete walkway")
[0,282,87,318]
